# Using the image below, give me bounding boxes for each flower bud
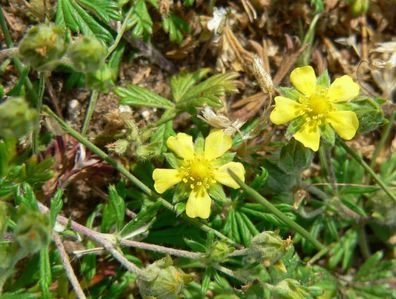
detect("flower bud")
[138,256,194,299]
[15,209,50,254]
[245,231,292,267]
[68,36,107,73]
[206,241,233,263]
[18,23,66,70]
[0,97,38,138]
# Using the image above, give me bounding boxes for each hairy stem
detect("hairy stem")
[33,73,46,154]
[228,170,326,251]
[0,7,35,97]
[81,89,99,136]
[43,106,237,246]
[369,106,396,169]
[106,6,134,58]
[38,202,142,275]
[120,239,201,259]
[53,233,87,299]
[338,139,396,202]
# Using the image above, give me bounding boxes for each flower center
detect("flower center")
[180,156,215,191]
[303,87,333,125]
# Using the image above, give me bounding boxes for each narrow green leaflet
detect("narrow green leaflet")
[115,85,175,109]
[56,0,115,44]
[77,0,121,23]
[129,0,153,39]
[175,72,239,109]
[171,69,210,102]
[162,13,189,44]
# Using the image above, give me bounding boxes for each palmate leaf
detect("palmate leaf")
[174,72,239,110]
[56,0,119,44]
[129,0,153,39]
[162,13,189,44]
[114,85,174,109]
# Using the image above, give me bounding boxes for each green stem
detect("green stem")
[358,225,370,259]
[106,6,134,58]
[369,106,396,169]
[228,170,326,251]
[338,138,396,202]
[43,106,237,246]
[319,145,337,194]
[0,7,35,97]
[33,73,46,154]
[81,89,99,136]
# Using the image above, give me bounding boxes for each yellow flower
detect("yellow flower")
[270,66,360,151]
[152,130,245,219]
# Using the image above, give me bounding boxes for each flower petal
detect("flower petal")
[290,66,317,97]
[204,130,232,161]
[152,168,181,193]
[214,162,245,189]
[327,75,360,102]
[186,189,211,219]
[270,96,304,125]
[167,133,195,159]
[293,123,320,151]
[327,111,359,140]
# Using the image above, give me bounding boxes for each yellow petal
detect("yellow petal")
[152,168,181,193]
[327,75,360,102]
[270,96,304,125]
[214,162,245,189]
[327,111,359,140]
[290,66,317,96]
[186,189,211,219]
[167,133,195,159]
[204,130,232,161]
[293,123,320,151]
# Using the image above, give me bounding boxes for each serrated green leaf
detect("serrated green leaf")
[176,72,239,110]
[162,13,189,44]
[278,139,313,174]
[56,0,114,44]
[171,69,210,102]
[50,189,63,228]
[321,123,335,146]
[39,247,52,299]
[278,87,300,101]
[129,0,153,39]
[108,185,125,231]
[120,202,161,238]
[77,0,121,23]
[115,85,174,109]
[316,70,330,87]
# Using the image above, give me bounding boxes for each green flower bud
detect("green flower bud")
[68,36,107,73]
[138,256,194,299]
[269,279,311,299]
[18,23,66,70]
[15,209,50,254]
[351,0,369,16]
[245,231,292,267]
[206,241,233,264]
[0,97,38,139]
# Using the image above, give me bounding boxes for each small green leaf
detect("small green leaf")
[316,70,330,87]
[209,184,228,203]
[39,247,52,299]
[50,189,63,228]
[115,85,174,109]
[129,0,153,39]
[278,140,313,174]
[278,87,300,101]
[171,69,210,102]
[321,123,335,146]
[162,13,189,44]
[108,185,125,231]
